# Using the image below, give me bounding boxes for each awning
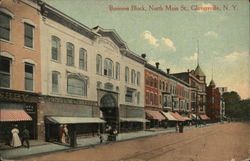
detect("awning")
[191,114,200,120]
[46,116,106,124]
[120,118,149,122]
[161,112,177,121]
[170,112,185,121]
[0,109,32,122]
[182,116,192,121]
[146,110,165,121]
[199,115,210,120]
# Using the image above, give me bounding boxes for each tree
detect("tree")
[223,91,241,118]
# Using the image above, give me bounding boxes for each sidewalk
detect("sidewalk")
[0,124,209,160]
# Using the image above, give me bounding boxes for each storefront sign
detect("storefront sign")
[45,96,98,106]
[0,90,39,103]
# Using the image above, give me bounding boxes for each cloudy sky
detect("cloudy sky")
[46,0,249,99]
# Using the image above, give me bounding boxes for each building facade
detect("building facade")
[0,0,44,142]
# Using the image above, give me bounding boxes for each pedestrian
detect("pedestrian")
[175,123,179,133]
[98,133,103,144]
[10,124,22,148]
[62,124,69,144]
[21,127,30,148]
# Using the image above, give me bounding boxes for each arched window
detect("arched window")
[104,58,113,77]
[0,12,11,41]
[115,62,120,80]
[131,69,136,84]
[137,72,140,86]
[96,54,102,74]
[67,75,87,96]
[125,67,129,83]
[51,36,60,61]
[66,42,74,66]
[79,48,87,70]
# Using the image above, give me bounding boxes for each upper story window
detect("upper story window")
[137,72,140,86]
[159,80,162,90]
[125,67,129,83]
[104,58,113,77]
[0,12,11,41]
[0,56,11,88]
[25,63,34,91]
[24,23,34,48]
[52,71,60,93]
[150,77,153,87]
[115,62,120,80]
[66,42,74,66]
[96,54,102,74]
[154,78,157,88]
[51,36,60,61]
[131,69,136,84]
[79,48,87,70]
[67,75,87,96]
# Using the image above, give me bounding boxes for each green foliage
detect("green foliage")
[223,91,250,120]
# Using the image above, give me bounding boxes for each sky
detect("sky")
[46,0,250,99]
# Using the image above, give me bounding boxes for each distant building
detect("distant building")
[206,80,221,121]
[217,87,228,95]
[216,87,227,120]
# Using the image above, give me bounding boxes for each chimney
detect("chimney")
[155,62,160,69]
[141,53,146,59]
[167,68,170,74]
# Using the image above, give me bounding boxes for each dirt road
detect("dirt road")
[22,122,249,161]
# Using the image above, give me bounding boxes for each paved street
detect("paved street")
[17,122,249,161]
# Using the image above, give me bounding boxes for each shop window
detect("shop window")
[0,12,11,41]
[24,23,34,48]
[51,36,60,61]
[67,75,87,96]
[125,67,129,83]
[25,63,34,91]
[0,56,11,88]
[52,71,59,93]
[104,58,113,77]
[115,62,120,80]
[96,54,102,74]
[79,48,87,70]
[66,42,74,66]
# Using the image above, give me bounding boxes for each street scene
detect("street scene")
[0,0,249,160]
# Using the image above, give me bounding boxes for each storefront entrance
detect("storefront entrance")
[100,94,118,130]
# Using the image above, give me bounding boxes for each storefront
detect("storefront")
[0,89,41,144]
[145,110,165,128]
[43,96,105,142]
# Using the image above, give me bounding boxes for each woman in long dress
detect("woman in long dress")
[10,125,22,147]
[61,124,69,144]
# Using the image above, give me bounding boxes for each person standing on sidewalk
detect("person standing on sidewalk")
[10,124,22,148]
[21,127,30,148]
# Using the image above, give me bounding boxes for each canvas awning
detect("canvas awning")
[120,118,149,122]
[0,109,32,122]
[170,112,185,121]
[46,116,106,124]
[182,116,192,121]
[146,110,165,121]
[199,115,210,120]
[161,112,177,121]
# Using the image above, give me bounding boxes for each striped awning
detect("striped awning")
[182,116,192,121]
[0,109,32,122]
[170,112,185,121]
[120,118,149,122]
[161,112,177,121]
[199,115,210,120]
[46,116,106,124]
[146,110,165,121]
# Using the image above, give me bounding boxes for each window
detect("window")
[115,62,120,80]
[131,69,136,84]
[159,80,162,90]
[79,48,87,70]
[125,67,129,83]
[125,88,134,103]
[150,93,153,105]
[0,56,11,88]
[51,36,60,61]
[154,78,157,88]
[52,71,59,93]
[104,58,113,77]
[66,42,74,66]
[67,76,87,96]
[0,12,11,41]
[96,54,102,74]
[25,63,34,91]
[137,92,140,104]
[137,72,140,86]
[154,94,158,105]
[146,92,149,104]
[24,23,34,48]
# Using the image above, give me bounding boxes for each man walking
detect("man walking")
[22,127,30,148]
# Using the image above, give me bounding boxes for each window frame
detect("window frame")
[79,48,87,70]
[115,62,120,80]
[24,23,34,49]
[67,75,87,96]
[0,12,11,41]
[125,67,129,83]
[51,36,60,61]
[0,56,11,88]
[104,58,113,77]
[66,42,74,66]
[52,71,60,93]
[96,54,102,74]
[24,63,34,91]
